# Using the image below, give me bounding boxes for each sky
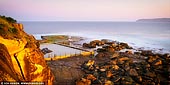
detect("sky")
[0,0,170,21]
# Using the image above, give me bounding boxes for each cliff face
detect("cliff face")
[0,16,54,84]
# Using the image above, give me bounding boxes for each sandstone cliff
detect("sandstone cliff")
[0,16,54,84]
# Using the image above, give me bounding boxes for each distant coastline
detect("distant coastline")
[136,18,170,22]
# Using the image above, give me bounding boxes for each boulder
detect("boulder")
[134,52,140,55]
[89,42,96,48]
[152,59,162,66]
[145,70,156,78]
[119,57,129,62]
[83,43,89,48]
[141,50,153,56]
[103,46,115,53]
[119,42,132,49]
[109,60,117,65]
[76,78,91,85]
[110,52,119,59]
[95,52,109,59]
[111,76,121,82]
[41,48,52,54]
[136,76,142,83]
[129,69,138,76]
[83,40,105,48]
[125,50,133,54]
[147,55,159,63]
[112,65,119,70]
[121,76,134,85]
[97,48,107,52]
[106,71,113,78]
[86,74,97,81]
[104,80,113,85]
[93,40,104,46]
[99,68,106,72]
[86,60,95,66]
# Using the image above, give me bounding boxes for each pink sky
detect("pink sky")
[0,0,170,21]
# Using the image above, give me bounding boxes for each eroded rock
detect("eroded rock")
[0,17,54,84]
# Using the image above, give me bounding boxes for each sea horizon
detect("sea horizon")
[21,21,170,54]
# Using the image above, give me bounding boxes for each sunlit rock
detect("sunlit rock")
[0,16,54,84]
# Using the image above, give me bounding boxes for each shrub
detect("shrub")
[0,24,4,29]
[8,27,18,33]
[0,15,17,23]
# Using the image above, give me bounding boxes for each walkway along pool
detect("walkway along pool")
[40,43,94,60]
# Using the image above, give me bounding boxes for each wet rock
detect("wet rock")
[141,50,153,56]
[97,48,107,52]
[124,65,130,71]
[133,76,143,83]
[111,75,121,82]
[134,52,141,55]
[101,39,115,44]
[86,74,97,81]
[125,50,133,54]
[168,67,170,73]
[147,55,159,63]
[163,53,170,63]
[83,43,89,48]
[76,78,91,85]
[99,68,106,72]
[89,42,97,48]
[129,69,138,76]
[91,40,104,46]
[104,80,113,85]
[112,65,119,70]
[79,42,169,85]
[106,70,113,78]
[83,43,95,48]
[92,79,102,85]
[81,60,95,71]
[86,60,95,66]
[95,40,105,46]
[109,60,117,65]
[145,63,151,68]
[105,41,116,45]
[96,52,105,58]
[107,47,115,53]
[152,59,162,66]
[121,76,134,85]
[118,57,130,64]
[95,52,110,59]
[145,70,156,78]
[110,52,119,59]
[101,39,110,44]
[119,42,132,49]
[119,57,129,61]
[142,80,155,85]
[83,40,105,48]
[41,47,52,54]
[102,45,115,53]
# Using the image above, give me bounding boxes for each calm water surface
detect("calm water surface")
[41,44,82,58]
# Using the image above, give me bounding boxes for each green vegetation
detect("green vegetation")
[0,15,19,39]
[0,15,17,23]
[41,35,69,43]
[0,24,4,29]
[8,27,18,34]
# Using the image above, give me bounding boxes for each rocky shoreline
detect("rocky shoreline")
[46,39,170,85]
[78,39,169,85]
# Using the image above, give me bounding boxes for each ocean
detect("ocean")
[21,21,170,53]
